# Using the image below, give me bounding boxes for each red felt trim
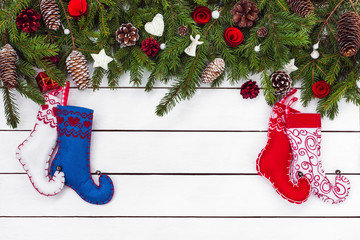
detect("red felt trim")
[285,113,321,128]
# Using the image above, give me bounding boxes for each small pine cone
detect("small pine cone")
[115,23,140,47]
[0,44,18,89]
[231,0,259,28]
[40,0,61,31]
[15,8,41,33]
[286,0,314,18]
[337,12,360,57]
[270,71,292,94]
[66,50,90,89]
[201,58,225,84]
[178,25,189,36]
[257,27,268,37]
[240,80,259,99]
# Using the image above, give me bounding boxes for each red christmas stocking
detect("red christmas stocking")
[257,89,311,204]
[285,106,351,204]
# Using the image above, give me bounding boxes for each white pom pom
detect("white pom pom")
[311,50,319,59]
[212,10,220,19]
[160,43,166,50]
[254,44,261,52]
[64,29,70,35]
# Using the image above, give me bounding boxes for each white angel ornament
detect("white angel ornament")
[184,34,203,57]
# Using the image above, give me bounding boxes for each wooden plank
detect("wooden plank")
[1,132,359,173]
[1,218,359,240]
[0,89,358,131]
[1,175,360,216]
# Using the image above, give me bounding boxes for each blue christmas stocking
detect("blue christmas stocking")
[50,105,114,204]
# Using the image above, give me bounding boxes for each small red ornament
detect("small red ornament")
[36,72,60,93]
[224,27,243,47]
[141,38,160,57]
[240,80,259,99]
[312,80,330,98]
[68,0,88,18]
[16,8,41,33]
[193,6,211,25]
[42,56,60,66]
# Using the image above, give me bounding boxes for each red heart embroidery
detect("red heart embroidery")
[68,0,88,18]
[84,121,91,129]
[68,117,80,126]
[57,117,64,124]
[41,105,49,111]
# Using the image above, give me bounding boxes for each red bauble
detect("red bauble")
[193,6,211,25]
[224,27,243,47]
[240,80,259,99]
[141,38,160,57]
[42,56,60,66]
[312,80,330,98]
[16,8,41,33]
[36,72,60,93]
[68,0,88,18]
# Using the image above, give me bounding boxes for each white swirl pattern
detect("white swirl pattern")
[287,127,351,204]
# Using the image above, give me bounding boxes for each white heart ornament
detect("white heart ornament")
[144,14,164,37]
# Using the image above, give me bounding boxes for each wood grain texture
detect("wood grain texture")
[1,218,360,240]
[0,74,359,240]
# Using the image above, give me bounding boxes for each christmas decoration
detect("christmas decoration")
[160,43,166,50]
[211,10,220,19]
[144,14,164,37]
[201,58,225,83]
[224,27,243,47]
[40,0,61,31]
[286,101,351,204]
[240,80,259,99]
[0,44,18,89]
[337,11,360,57]
[115,23,140,47]
[91,49,114,71]
[231,0,259,28]
[270,71,292,94]
[257,89,311,204]
[68,0,88,18]
[282,59,298,74]
[257,27,268,38]
[310,42,320,59]
[177,25,189,36]
[66,50,90,89]
[141,38,160,57]
[192,6,211,25]
[16,87,69,196]
[15,8,41,33]
[36,72,60,93]
[312,80,330,98]
[1,0,360,127]
[50,105,114,204]
[184,35,203,57]
[286,0,314,18]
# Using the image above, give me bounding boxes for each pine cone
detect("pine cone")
[231,0,259,28]
[15,8,41,33]
[201,58,225,84]
[141,38,160,57]
[337,12,360,57]
[178,25,189,36]
[270,71,292,94]
[0,44,18,89]
[66,50,90,89]
[115,23,140,47]
[240,80,259,99]
[286,0,314,18]
[40,0,61,31]
[257,27,268,37]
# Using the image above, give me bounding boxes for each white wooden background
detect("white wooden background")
[1,73,360,239]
